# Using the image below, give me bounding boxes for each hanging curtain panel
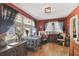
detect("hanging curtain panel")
[0,4,2,29]
[54,22,63,34]
[0,4,17,33]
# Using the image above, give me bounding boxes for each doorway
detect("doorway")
[70,15,78,41]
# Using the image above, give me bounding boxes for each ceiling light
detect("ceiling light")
[44,5,52,13]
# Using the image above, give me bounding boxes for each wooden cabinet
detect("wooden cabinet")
[16,42,27,56]
[0,41,27,56]
[0,48,17,56]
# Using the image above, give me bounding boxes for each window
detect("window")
[23,17,31,25]
[15,14,23,23]
[31,20,35,26]
[45,21,64,34]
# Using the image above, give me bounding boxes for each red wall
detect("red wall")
[36,20,45,31]
[36,18,66,41]
[66,6,79,40]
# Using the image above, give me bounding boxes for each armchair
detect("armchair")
[57,32,66,46]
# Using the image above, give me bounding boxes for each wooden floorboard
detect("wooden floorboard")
[27,42,69,56]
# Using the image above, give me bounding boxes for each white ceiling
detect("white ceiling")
[13,3,79,20]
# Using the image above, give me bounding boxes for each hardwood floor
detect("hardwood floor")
[27,43,69,56]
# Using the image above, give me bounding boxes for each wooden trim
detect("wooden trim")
[37,17,66,22]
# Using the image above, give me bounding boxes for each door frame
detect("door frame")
[70,15,78,41]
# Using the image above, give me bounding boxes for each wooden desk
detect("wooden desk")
[0,41,27,56]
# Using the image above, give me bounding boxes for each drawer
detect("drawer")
[0,49,16,56]
[0,50,11,56]
[0,42,27,56]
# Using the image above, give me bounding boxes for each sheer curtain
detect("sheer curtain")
[45,22,53,32]
[45,22,63,34]
[54,22,63,34]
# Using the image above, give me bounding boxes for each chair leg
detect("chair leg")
[62,41,65,46]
